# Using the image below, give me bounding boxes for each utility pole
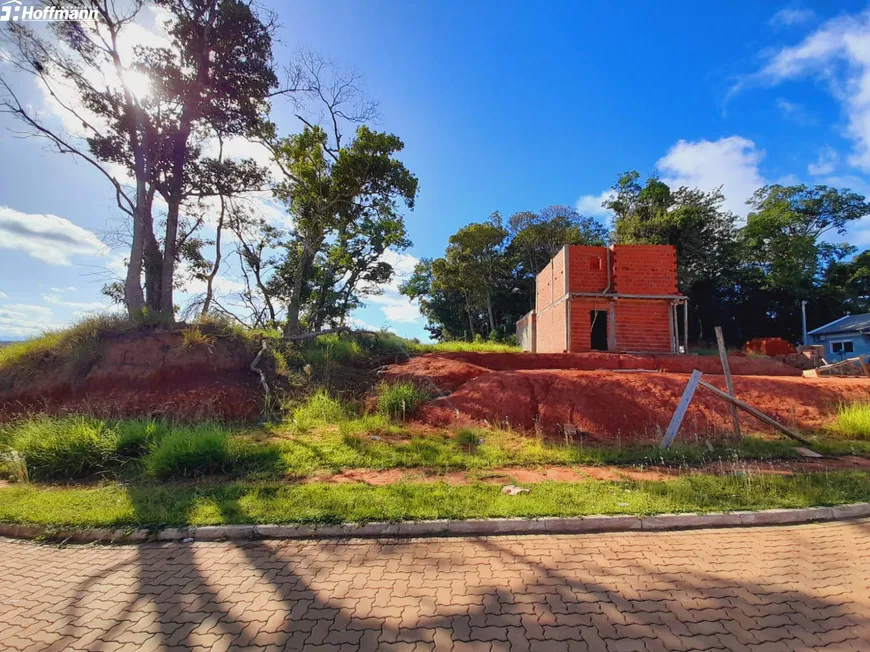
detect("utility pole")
[801,300,808,346]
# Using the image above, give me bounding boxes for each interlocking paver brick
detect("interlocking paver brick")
[1,519,869,650]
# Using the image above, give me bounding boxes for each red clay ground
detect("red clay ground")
[316,455,870,485]
[0,331,263,421]
[383,353,870,440]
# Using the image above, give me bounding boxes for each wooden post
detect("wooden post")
[859,356,870,378]
[698,380,814,446]
[683,300,689,354]
[715,326,741,440]
[661,369,703,448]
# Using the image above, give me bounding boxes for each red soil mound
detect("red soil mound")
[419,369,870,440]
[420,351,801,376]
[380,355,491,392]
[0,331,263,421]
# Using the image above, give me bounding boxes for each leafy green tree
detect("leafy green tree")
[443,215,508,333]
[271,125,418,335]
[743,184,868,295]
[507,205,607,276]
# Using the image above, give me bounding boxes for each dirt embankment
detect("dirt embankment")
[383,352,870,440]
[0,331,264,421]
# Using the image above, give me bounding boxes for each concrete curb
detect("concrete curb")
[1,503,868,544]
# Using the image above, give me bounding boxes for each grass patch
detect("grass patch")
[0,472,867,528]
[2,416,123,480]
[143,424,278,479]
[2,415,816,482]
[829,402,870,441]
[376,381,431,420]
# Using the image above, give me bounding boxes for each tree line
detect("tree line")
[0,0,417,337]
[401,172,870,346]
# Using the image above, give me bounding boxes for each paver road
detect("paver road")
[2,520,870,651]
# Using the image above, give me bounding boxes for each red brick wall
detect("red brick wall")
[552,247,566,300]
[536,262,554,311]
[614,299,673,352]
[568,297,611,352]
[611,245,678,295]
[536,301,567,353]
[567,246,609,293]
[531,244,679,353]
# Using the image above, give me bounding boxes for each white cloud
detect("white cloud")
[0,206,105,265]
[775,98,816,125]
[0,291,6,300]
[361,249,423,324]
[769,8,816,28]
[575,190,615,218]
[657,136,766,217]
[0,303,59,338]
[738,9,870,170]
[42,294,109,312]
[808,146,839,176]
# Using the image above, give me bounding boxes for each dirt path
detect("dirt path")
[312,455,870,486]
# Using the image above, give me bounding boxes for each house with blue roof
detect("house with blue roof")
[807,313,870,361]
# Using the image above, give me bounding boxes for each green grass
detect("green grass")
[376,381,432,420]
[298,331,521,369]
[0,472,867,528]
[288,390,351,432]
[2,416,123,480]
[1,415,815,482]
[829,402,870,441]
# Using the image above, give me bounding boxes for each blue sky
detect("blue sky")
[1,1,870,340]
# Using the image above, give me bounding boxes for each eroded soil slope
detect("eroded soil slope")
[0,331,263,421]
[384,352,870,440]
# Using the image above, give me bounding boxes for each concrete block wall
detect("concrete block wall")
[614,300,672,352]
[516,311,536,352]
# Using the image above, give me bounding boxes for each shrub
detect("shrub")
[144,424,237,478]
[114,420,167,458]
[831,402,870,440]
[181,327,216,350]
[377,382,431,420]
[291,390,350,429]
[8,416,120,480]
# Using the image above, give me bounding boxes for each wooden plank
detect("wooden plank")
[715,326,741,440]
[859,357,870,378]
[660,369,703,449]
[698,380,814,446]
[814,354,869,374]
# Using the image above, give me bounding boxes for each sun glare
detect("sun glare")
[122,70,151,100]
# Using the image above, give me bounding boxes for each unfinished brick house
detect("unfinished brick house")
[516,244,688,353]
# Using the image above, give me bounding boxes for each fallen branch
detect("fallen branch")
[250,340,271,403]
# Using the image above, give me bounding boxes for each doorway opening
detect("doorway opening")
[590,310,608,351]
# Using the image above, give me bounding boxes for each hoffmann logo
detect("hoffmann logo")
[0,0,99,22]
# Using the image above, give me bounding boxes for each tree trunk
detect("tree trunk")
[142,189,162,312]
[466,307,476,339]
[486,291,496,333]
[159,199,180,320]
[201,193,226,318]
[283,248,312,336]
[124,199,147,316]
